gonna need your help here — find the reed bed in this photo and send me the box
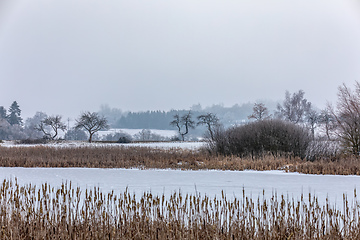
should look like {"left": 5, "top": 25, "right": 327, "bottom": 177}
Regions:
{"left": 1, "top": 145, "right": 360, "bottom": 175}
{"left": 0, "top": 179, "right": 359, "bottom": 239}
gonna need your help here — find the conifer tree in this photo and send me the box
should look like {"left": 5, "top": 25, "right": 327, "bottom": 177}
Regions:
{"left": 0, "top": 106, "right": 6, "bottom": 119}
{"left": 7, "top": 101, "right": 23, "bottom": 125}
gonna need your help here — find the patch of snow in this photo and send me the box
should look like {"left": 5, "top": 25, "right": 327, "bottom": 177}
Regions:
{"left": 123, "top": 141, "right": 206, "bottom": 150}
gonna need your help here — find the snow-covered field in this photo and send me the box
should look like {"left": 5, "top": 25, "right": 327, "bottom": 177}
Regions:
{"left": 0, "top": 140, "right": 206, "bottom": 150}
{"left": 1, "top": 168, "right": 358, "bottom": 208}
{"left": 97, "top": 128, "right": 178, "bottom": 138}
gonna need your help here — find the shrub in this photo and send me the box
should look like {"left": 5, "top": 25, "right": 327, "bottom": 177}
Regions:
{"left": 133, "top": 129, "right": 166, "bottom": 142}
{"left": 16, "top": 138, "right": 48, "bottom": 145}
{"left": 64, "top": 128, "right": 87, "bottom": 141}
{"left": 116, "top": 132, "right": 132, "bottom": 143}
{"left": 213, "top": 119, "right": 312, "bottom": 159}
{"left": 170, "top": 136, "right": 181, "bottom": 141}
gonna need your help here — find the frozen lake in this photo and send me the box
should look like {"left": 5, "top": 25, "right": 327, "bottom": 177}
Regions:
{"left": 1, "top": 167, "right": 359, "bottom": 207}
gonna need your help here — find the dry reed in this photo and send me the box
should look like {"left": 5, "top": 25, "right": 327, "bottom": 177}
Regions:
{"left": 0, "top": 179, "right": 359, "bottom": 239}
{"left": 0, "top": 145, "right": 360, "bottom": 175}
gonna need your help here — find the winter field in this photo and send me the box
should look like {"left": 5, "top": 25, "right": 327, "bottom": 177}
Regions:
{"left": 1, "top": 142, "right": 360, "bottom": 238}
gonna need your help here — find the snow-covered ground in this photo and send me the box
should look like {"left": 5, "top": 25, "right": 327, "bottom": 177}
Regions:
{"left": 0, "top": 140, "right": 206, "bottom": 150}
{"left": 1, "top": 168, "right": 358, "bottom": 208}
{"left": 120, "top": 141, "right": 206, "bottom": 149}
{"left": 97, "top": 128, "right": 178, "bottom": 138}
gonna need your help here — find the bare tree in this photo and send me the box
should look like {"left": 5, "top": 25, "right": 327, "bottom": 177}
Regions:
{"left": 35, "top": 115, "right": 66, "bottom": 140}
{"left": 319, "top": 108, "right": 336, "bottom": 140}
{"left": 306, "top": 109, "right": 320, "bottom": 138}
{"left": 275, "top": 90, "right": 312, "bottom": 124}
{"left": 329, "top": 82, "right": 360, "bottom": 154}
{"left": 0, "top": 117, "right": 26, "bottom": 140}
{"left": 136, "top": 129, "right": 152, "bottom": 141}
{"left": 197, "top": 113, "right": 220, "bottom": 141}
{"left": 65, "top": 128, "right": 88, "bottom": 141}
{"left": 24, "top": 112, "right": 48, "bottom": 139}
{"left": 248, "top": 103, "right": 270, "bottom": 121}
{"left": 75, "top": 112, "right": 109, "bottom": 143}
{"left": 170, "top": 111, "right": 195, "bottom": 141}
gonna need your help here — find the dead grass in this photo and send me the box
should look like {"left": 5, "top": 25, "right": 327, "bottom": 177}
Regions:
{"left": 0, "top": 179, "right": 359, "bottom": 239}
{"left": 1, "top": 145, "right": 360, "bottom": 175}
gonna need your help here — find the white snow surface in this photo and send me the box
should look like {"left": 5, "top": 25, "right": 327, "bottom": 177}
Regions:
{"left": 0, "top": 140, "right": 206, "bottom": 150}
{"left": 1, "top": 168, "right": 359, "bottom": 208}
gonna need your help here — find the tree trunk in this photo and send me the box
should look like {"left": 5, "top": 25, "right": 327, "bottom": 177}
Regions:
{"left": 89, "top": 132, "right": 93, "bottom": 143}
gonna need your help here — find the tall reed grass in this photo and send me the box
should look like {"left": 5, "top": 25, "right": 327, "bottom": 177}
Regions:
{"left": 1, "top": 145, "right": 360, "bottom": 175}
{"left": 0, "top": 179, "right": 359, "bottom": 239}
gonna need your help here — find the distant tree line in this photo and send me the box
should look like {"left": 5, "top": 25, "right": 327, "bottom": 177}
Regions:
{"left": 115, "top": 110, "right": 183, "bottom": 130}
{"left": 0, "top": 103, "right": 108, "bottom": 143}
{"left": 100, "top": 103, "right": 269, "bottom": 131}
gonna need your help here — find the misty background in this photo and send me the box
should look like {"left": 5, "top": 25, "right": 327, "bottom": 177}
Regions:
{"left": 0, "top": 0, "right": 359, "bottom": 120}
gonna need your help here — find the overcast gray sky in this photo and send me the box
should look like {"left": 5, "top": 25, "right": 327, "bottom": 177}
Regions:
{"left": 0, "top": 0, "right": 359, "bottom": 119}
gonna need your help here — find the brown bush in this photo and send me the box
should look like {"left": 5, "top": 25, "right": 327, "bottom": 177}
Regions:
{"left": 213, "top": 119, "right": 312, "bottom": 159}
